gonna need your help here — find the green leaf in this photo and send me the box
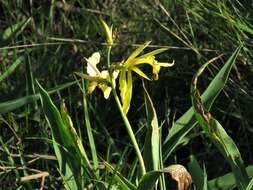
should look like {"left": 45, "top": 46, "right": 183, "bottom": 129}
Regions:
{"left": 0, "top": 55, "right": 25, "bottom": 83}
{"left": 190, "top": 49, "right": 249, "bottom": 189}
{"left": 0, "top": 17, "right": 31, "bottom": 44}
{"left": 104, "top": 161, "right": 137, "bottom": 190}
{"left": 246, "top": 178, "right": 253, "bottom": 190}
{"left": 80, "top": 79, "right": 99, "bottom": 178}
{"left": 139, "top": 48, "right": 168, "bottom": 59}
{"left": 0, "top": 80, "right": 78, "bottom": 114}
{"left": 163, "top": 46, "right": 242, "bottom": 160}
{"left": 36, "top": 80, "right": 93, "bottom": 190}
{"left": 209, "top": 165, "right": 253, "bottom": 190}
{"left": 143, "top": 83, "right": 160, "bottom": 172}
{"left": 188, "top": 155, "right": 210, "bottom": 190}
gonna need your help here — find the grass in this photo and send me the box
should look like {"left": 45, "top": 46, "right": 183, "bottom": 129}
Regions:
{"left": 1, "top": 0, "right": 253, "bottom": 189}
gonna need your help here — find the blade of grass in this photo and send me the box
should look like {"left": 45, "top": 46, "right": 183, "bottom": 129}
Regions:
{"left": 78, "top": 77, "right": 99, "bottom": 178}
{"left": 0, "top": 17, "right": 31, "bottom": 44}
{"left": 104, "top": 161, "right": 137, "bottom": 190}
{"left": 0, "top": 80, "right": 78, "bottom": 114}
{"left": 0, "top": 55, "right": 25, "bottom": 83}
{"left": 143, "top": 82, "right": 160, "bottom": 172}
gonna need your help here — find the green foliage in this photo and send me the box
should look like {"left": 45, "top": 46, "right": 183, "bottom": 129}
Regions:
{"left": 190, "top": 47, "right": 249, "bottom": 189}
{"left": 36, "top": 81, "right": 93, "bottom": 190}
{"left": 1, "top": 1, "right": 253, "bottom": 189}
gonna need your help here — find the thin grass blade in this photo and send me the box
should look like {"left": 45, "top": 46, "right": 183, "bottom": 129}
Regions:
{"left": 0, "top": 80, "right": 78, "bottom": 114}
{"left": 0, "top": 55, "right": 25, "bottom": 83}
{"left": 143, "top": 82, "right": 160, "bottom": 172}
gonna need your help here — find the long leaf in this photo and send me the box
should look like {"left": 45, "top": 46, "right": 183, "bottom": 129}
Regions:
{"left": 0, "top": 17, "right": 31, "bottom": 44}
{"left": 143, "top": 83, "right": 160, "bottom": 172}
{"left": 36, "top": 80, "right": 93, "bottom": 190}
{"left": 0, "top": 55, "right": 25, "bottom": 82}
{"left": 163, "top": 46, "right": 242, "bottom": 160}
{"left": 188, "top": 155, "right": 210, "bottom": 190}
{"left": 209, "top": 165, "right": 253, "bottom": 190}
{"left": 190, "top": 51, "right": 249, "bottom": 189}
{"left": 0, "top": 80, "right": 78, "bottom": 114}
{"left": 104, "top": 161, "right": 137, "bottom": 190}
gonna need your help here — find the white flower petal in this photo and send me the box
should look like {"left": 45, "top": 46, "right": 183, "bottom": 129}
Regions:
{"left": 86, "top": 52, "right": 101, "bottom": 76}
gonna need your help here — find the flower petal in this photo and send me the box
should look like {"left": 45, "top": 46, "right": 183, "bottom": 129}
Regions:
{"left": 119, "top": 69, "right": 127, "bottom": 106}
{"left": 158, "top": 61, "right": 175, "bottom": 67}
{"left": 124, "top": 41, "right": 151, "bottom": 67}
{"left": 86, "top": 52, "right": 101, "bottom": 76}
{"left": 122, "top": 70, "right": 133, "bottom": 114}
{"left": 88, "top": 81, "right": 98, "bottom": 94}
{"left": 112, "top": 70, "right": 120, "bottom": 80}
{"left": 130, "top": 56, "right": 155, "bottom": 67}
{"left": 131, "top": 66, "right": 151, "bottom": 80}
{"left": 100, "top": 70, "right": 110, "bottom": 79}
{"left": 98, "top": 84, "right": 112, "bottom": 99}
{"left": 139, "top": 48, "right": 168, "bottom": 59}
{"left": 152, "top": 63, "right": 161, "bottom": 80}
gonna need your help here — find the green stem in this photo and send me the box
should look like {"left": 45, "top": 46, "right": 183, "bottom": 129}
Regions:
{"left": 106, "top": 47, "right": 146, "bottom": 176}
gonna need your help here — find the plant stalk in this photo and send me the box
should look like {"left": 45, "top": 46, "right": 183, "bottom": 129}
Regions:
{"left": 107, "top": 46, "right": 146, "bottom": 176}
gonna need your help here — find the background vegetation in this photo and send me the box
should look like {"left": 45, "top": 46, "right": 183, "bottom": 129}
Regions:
{"left": 1, "top": 0, "right": 253, "bottom": 189}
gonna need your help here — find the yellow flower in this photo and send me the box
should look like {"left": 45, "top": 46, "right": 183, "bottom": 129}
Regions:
{"left": 75, "top": 52, "right": 118, "bottom": 99}
{"left": 119, "top": 41, "right": 174, "bottom": 114}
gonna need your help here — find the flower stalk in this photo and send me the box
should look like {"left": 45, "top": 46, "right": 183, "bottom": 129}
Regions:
{"left": 107, "top": 45, "right": 147, "bottom": 176}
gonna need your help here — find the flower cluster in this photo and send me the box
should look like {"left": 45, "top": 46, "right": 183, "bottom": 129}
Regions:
{"left": 76, "top": 20, "right": 174, "bottom": 114}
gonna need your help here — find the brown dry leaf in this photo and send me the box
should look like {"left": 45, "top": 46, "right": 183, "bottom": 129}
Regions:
{"left": 165, "top": 164, "right": 192, "bottom": 190}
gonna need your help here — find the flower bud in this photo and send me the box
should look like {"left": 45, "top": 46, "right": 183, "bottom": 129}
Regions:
{"left": 100, "top": 19, "right": 113, "bottom": 46}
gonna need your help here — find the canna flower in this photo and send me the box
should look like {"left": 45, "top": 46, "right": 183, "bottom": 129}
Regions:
{"left": 75, "top": 52, "right": 118, "bottom": 99}
{"left": 119, "top": 41, "right": 174, "bottom": 114}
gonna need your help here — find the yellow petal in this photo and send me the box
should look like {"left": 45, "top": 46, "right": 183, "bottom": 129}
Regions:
{"left": 112, "top": 70, "right": 120, "bottom": 80}
{"left": 88, "top": 82, "right": 98, "bottom": 94}
{"left": 98, "top": 84, "right": 112, "bottom": 99}
{"left": 119, "top": 69, "right": 127, "bottom": 108}
{"left": 124, "top": 41, "right": 151, "bottom": 67}
{"left": 139, "top": 48, "right": 168, "bottom": 59}
{"left": 131, "top": 66, "right": 151, "bottom": 80}
{"left": 100, "top": 70, "right": 110, "bottom": 79}
{"left": 158, "top": 60, "right": 175, "bottom": 67}
{"left": 130, "top": 56, "right": 155, "bottom": 67}
{"left": 152, "top": 64, "right": 161, "bottom": 80}
{"left": 86, "top": 52, "right": 101, "bottom": 76}
{"left": 122, "top": 70, "right": 133, "bottom": 114}
{"left": 152, "top": 61, "right": 174, "bottom": 80}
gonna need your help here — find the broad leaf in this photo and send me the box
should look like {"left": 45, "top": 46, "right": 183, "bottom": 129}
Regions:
{"left": 190, "top": 52, "right": 249, "bottom": 189}
{"left": 163, "top": 46, "right": 242, "bottom": 160}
